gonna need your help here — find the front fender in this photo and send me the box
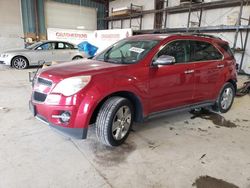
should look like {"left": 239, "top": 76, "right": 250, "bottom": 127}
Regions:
{"left": 76, "top": 75, "right": 148, "bottom": 128}
{"left": 10, "top": 53, "right": 31, "bottom": 65}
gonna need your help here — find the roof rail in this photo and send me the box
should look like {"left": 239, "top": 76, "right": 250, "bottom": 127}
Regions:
{"left": 189, "top": 33, "right": 222, "bottom": 40}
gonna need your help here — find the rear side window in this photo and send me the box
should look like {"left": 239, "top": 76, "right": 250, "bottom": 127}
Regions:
{"left": 190, "top": 41, "right": 223, "bottom": 62}
{"left": 57, "top": 42, "right": 65, "bottom": 49}
{"left": 219, "top": 43, "right": 234, "bottom": 58}
{"left": 65, "top": 43, "right": 75, "bottom": 49}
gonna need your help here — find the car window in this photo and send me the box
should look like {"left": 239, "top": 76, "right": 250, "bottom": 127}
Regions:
{"left": 38, "top": 42, "right": 56, "bottom": 50}
{"left": 219, "top": 43, "right": 234, "bottom": 58}
{"left": 108, "top": 43, "right": 132, "bottom": 59}
{"left": 190, "top": 41, "right": 223, "bottom": 62}
{"left": 64, "top": 43, "right": 74, "bottom": 49}
{"left": 26, "top": 42, "right": 43, "bottom": 49}
{"left": 57, "top": 42, "right": 65, "bottom": 50}
{"left": 95, "top": 40, "right": 159, "bottom": 64}
{"left": 155, "top": 40, "right": 190, "bottom": 63}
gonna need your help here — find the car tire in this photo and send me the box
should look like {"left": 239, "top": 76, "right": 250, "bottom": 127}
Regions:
{"left": 72, "top": 56, "right": 83, "bottom": 60}
{"left": 96, "top": 97, "right": 134, "bottom": 146}
{"left": 213, "top": 82, "right": 235, "bottom": 113}
{"left": 12, "top": 56, "right": 29, "bottom": 69}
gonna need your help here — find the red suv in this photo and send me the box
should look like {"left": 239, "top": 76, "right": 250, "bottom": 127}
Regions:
{"left": 30, "top": 34, "right": 237, "bottom": 146}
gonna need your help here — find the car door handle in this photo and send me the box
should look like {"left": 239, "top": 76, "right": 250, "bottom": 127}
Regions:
{"left": 217, "top": 64, "right": 224, "bottom": 68}
{"left": 184, "top": 70, "right": 194, "bottom": 74}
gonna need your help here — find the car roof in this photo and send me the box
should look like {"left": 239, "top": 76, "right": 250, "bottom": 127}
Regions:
{"left": 128, "top": 34, "right": 170, "bottom": 41}
{"left": 40, "top": 40, "right": 75, "bottom": 45}
{"left": 127, "top": 33, "right": 227, "bottom": 44}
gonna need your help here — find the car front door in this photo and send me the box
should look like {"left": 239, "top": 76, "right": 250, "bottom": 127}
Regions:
{"left": 189, "top": 40, "right": 224, "bottom": 102}
{"left": 149, "top": 40, "right": 195, "bottom": 112}
{"left": 31, "top": 42, "right": 56, "bottom": 64}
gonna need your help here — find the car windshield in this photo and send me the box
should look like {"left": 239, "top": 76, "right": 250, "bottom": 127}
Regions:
{"left": 95, "top": 39, "right": 159, "bottom": 64}
{"left": 26, "top": 42, "right": 43, "bottom": 49}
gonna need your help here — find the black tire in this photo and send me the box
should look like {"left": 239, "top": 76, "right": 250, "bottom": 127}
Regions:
{"left": 12, "top": 56, "right": 29, "bottom": 69}
{"left": 72, "top": 56, "right": 83, "bottom": 60}
{"left": 213, "top": 82, "right": 235, "bottom": 113}
{"left": 96, "top": 97, "right": 134, "bottom": 146}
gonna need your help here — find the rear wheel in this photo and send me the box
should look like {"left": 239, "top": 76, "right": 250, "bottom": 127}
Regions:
{"left": 72, "top": 56, "right": 83, "bottom": 60}
{"left": 213, "top": 82, "right": 235, "bottom": 113}
{"left": 96, "top": 97, "right": 134, "bottom": 146}
{"left": 12, "top": 56, "right": 28, "bottom": 69}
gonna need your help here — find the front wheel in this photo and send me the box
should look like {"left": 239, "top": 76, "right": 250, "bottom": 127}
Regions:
{"left": 12, "top": 56, "right": 28, "bottom": 69}
{"left": 213, "top": 82, "right": 235, "bottom": 113}
{"left": 96, "top": 97, "right": 134, "bottom": 146}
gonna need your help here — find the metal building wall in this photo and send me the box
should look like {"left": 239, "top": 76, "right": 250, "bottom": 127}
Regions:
{"left": 108, "top": 0, "right": 250, "bottom": 74}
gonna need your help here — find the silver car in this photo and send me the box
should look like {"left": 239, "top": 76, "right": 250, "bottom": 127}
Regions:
{"left": 0, "top": 41, "right": 85, "bottom": 69}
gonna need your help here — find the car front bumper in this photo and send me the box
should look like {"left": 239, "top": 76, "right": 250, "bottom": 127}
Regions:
{"left": 29, "top": 100, "right": 89, "bottom": 139}
{"left": 0, "top": 56, "right": 12, "bottom": 66}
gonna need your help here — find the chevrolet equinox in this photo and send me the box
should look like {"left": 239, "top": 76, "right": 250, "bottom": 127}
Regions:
{"left": 30, "top": 34, "right": 237, "bottom": 146}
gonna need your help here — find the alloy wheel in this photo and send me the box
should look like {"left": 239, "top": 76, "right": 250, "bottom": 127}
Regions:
{"left": 112, "top": 105, "right": 132, "bottom": 141}
{"left": 221, "top": 87, "right": 233, "bottom": 110}
{"left": 13, "top": 57, "right": 27, "bottom": 69}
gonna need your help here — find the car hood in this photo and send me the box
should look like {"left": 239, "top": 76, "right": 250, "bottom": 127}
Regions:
{"left": 3, "top": 49, "right": 30, "bottom": 54}
{"left": 39, "top": 59, "right": 128, "bottom": 81}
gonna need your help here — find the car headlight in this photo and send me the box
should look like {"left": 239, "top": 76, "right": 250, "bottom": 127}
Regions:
{"left": 52, "top": 76, "right": 91, "bottom": 96}
{"left": 2, "top": 54, "right": 9, "bottom": 58}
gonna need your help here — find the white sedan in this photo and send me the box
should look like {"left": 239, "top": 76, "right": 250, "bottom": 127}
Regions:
{"left": 0, "top": 41, "right": 85, "bottom": 69}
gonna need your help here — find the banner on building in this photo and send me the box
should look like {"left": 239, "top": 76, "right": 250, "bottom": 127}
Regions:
{"left": 47, "top": 28, "right": 94, "bottom": 45}
{"left": 47, "top": 28, "right": 133, "bottom": 54}
{"left": 90, "top": 29, "right": 132, "bottom": 53}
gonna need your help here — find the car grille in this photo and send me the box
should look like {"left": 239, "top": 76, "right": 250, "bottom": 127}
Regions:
{"left": 33, "top": 77, "right": 53, "bottom": 103}
{"left": 37, "top": 77, "right": 52, "bottom": 86}
{"left": 33, "top": 91, "right": 47, "bottom": 102}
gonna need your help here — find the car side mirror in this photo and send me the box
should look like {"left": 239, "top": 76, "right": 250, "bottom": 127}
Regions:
{"left": 153, "top": 55, "right": 176, "bottom": 66}
{"left": 36, "top": 47, "right": 42, "bottom": 50}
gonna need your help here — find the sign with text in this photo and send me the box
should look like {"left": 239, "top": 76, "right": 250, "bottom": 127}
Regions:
{"left": 47, "top": 28, "right": 94, "bottom": 45}
{"left": 90, "top": 29, "right": 133, "bottom": 53}
{"left": 47, "top": 28, "right": 133, "bottom": 54}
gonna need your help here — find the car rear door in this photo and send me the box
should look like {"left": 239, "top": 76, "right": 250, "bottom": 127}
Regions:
{"left": 190, "top": 40, "right": 224, "bottom": 102}
{"left": 52, "top": 42, "right": 73, "bottom": 62}
{"left": 149, "top": 40, "right": 195, "bottom": 112}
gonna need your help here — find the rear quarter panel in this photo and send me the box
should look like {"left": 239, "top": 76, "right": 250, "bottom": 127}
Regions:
{"left": 211, "top": 42, "right": 237, "bottom": 99}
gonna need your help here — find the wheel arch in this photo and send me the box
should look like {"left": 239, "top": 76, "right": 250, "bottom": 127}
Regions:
{"left": 89, "top": 91, "right": 144, "bottom": 125}
{"left": 72, "top": 55, "right": 83, "bottom": 60}
{"left": 11, "top": 55, "right": 29, "bottom": 67}
{"left": 227, "top": 79, "right": 237, "bottom": 92}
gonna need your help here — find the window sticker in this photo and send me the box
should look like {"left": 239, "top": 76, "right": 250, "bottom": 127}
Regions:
{"left": 129, "top": 47, "right": 145, "bottom": 53}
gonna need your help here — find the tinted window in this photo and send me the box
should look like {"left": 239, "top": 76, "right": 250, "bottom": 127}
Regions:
{"left": 156, "top": 40, "right": 190, "bottom": 63}
{"left": 220, "top": 43, "right": 234, "bottom": 57}
{"left": 190, "top": 41, "right": 222, "bottom": 61}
